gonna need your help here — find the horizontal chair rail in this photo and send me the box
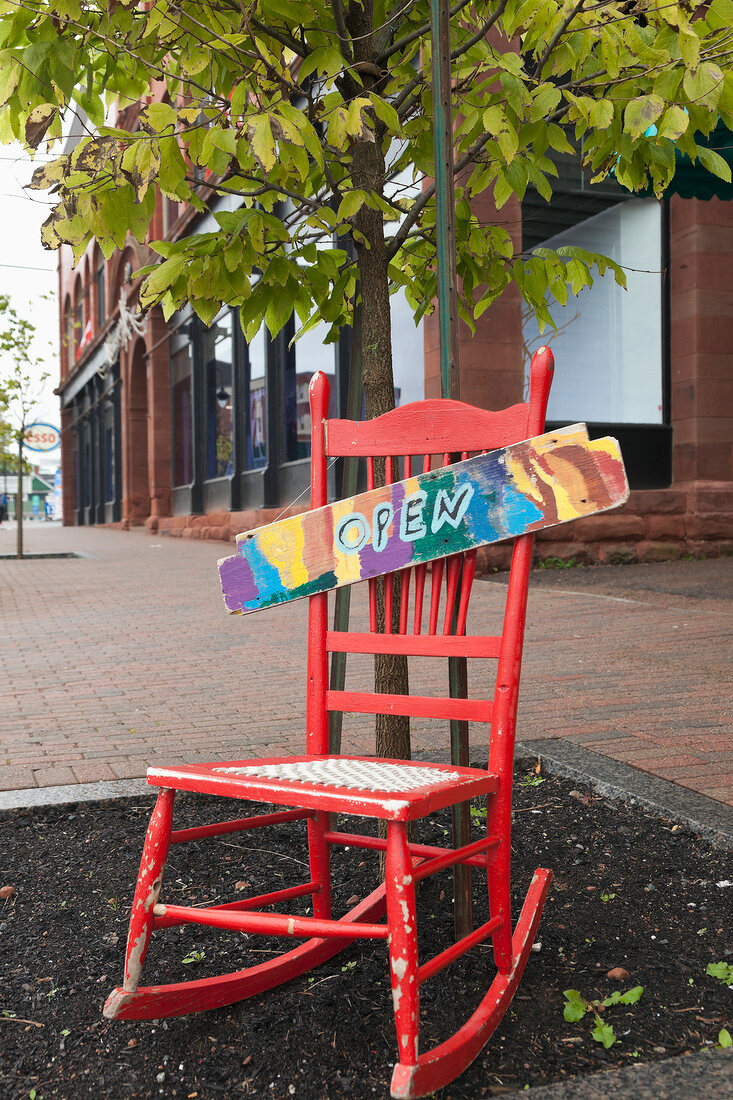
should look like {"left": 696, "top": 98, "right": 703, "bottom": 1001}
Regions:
{"left": 326, "top": 690, "right": 493, "bottom": 723}
{"left": 412, "top": 836, "right": 499, "bottom": 884}
{"left": 153, "top": 881, "right": 319, "bottom": 930}
{"left": 418, "top": 914, "right": 503, "bottom": 985}
{"left": 169, "top": 808, "right": 314, "bottom": 845}
{"left": 152, "top": 903, "right": 390, "bottom": 941}
{"left": 324, "top": 831, "right": 497, "bottom": 872}
{"left": 326, "top": 632, "right": 501, "bottom": 659}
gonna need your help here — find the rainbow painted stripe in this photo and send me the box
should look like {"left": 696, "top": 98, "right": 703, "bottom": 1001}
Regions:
{"left": 218, "top": 424, "right": 628, "bottom": 614}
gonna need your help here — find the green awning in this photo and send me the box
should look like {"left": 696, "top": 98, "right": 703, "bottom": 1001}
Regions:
{"left": 652, "top": 120, "right": 733, "bottom": 201}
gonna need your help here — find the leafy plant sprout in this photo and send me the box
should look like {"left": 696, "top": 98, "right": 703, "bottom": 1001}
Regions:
{"left": 563, "top": 986, "right": 644, "bottom": 1049}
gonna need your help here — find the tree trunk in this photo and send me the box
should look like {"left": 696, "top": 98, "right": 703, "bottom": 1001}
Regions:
{"left": 348, "top": 0, "right": 411, "bottom": 764}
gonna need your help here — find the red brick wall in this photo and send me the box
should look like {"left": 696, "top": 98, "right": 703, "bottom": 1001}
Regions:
{"left": 670, "top": 195, "right": 733, "bottom": 484}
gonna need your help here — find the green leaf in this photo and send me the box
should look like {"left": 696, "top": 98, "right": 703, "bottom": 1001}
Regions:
{"left": 247, "top": 115, "right": 276, "bottom": 172}
{"left": 718, "top": 1028, "right": 732, "bottom": 1048}
{"left": 696, "top": 146, "right": 732, "bottom": 183}
{"left": 707, "top": 961, "right": 733, "bottom": 983}
{"left": 683, "top": 63, "right": 724, "bottom": 112}
{"left": 657, "top": 106, "right": 689, "bottom": 142}
{"left": 589, "top": 100, "right": 614, "bottom": 130}
{"left": 705, "top": 0, "right": 733, "bottom": 32}
{"left": 337, "top": 190, "right": 367, "bottom": 221}
{"left": 141, "top": 101, "right": 177, "bottom": 133}
{"left": 679, "top": 26, "right": 700, "bottom": 71}
{"left": 624, "top": 95, "right": 665, "bottom": 140}
{"left": 563, "top": 990, "right": 588, "bottom": 1023}
{"left": 591, "top": 1015, "right": 617, "bottom": 1049}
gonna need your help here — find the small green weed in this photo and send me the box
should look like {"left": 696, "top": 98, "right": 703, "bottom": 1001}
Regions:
{"left": 600, "top": 892, "right": 616, "bottom": 903}
{"left": 470, "top": 805, "right": 487, "bottom": 823}
{"left": 341, "top": 960, "right": 357, "bottom": 973}
{"left": 519, "top": 774, "right": 545, "bottom": 788}
{"left": 538, "top": 556, "right": 579, "bottom": 570}
{"left": 182, "top": 949, "right": 206, "bottom": 965}
{"left": 707, "top": 961, "right": 733, "bottom": 984}
{"left": 718, "top": 1029, "right": 732, "bottom": 1049}
{"left": 563, "top": 986, "right": 643, "bottom": 1049}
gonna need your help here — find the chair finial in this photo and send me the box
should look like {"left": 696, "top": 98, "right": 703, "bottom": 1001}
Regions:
{"left": 527, "top": 346, "right": 554, "bottom": 437}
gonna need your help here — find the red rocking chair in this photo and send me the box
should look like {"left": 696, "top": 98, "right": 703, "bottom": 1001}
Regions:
{"left": 105, "top": 347, "right": 557, "bottom": 1098}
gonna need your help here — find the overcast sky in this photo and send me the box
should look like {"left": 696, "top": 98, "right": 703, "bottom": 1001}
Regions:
{"left": 0, "top": 142, "right": 62, "bottom": 468}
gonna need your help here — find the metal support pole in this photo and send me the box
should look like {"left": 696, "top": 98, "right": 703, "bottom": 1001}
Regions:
{"left": 431, "top": 0, "right": 472, "bottom": 940}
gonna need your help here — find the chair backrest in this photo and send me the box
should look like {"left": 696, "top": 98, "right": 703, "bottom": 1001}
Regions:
{"left": 305, "top": 346, "right": 555, "bottom": 781}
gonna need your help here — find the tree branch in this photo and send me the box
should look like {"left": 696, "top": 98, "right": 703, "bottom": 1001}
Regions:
{"left": 535, "top": 0, "right": 586, "bottom": 78}
{"left": 330, "top": 0, "right": 353, "bottom": 62}
{"left": 376, "top": 0, "right": 474, "bottom": 65}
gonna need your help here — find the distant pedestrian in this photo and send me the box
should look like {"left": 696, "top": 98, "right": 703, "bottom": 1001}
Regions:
{"left": 0, "top": 493, "right": 6, "bottom": 524}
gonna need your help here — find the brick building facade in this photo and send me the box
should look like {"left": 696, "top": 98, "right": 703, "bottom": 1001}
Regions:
{"left": 57, "top": 160, "right": 733, "bottom": 565}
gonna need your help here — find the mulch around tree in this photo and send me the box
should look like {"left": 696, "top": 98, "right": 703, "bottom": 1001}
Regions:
{"left": 1, "top": 759, "right": 731, "bottom": 1100}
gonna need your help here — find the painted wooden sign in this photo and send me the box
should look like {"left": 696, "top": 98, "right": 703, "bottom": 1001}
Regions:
{"left": 218, "top": 424, "right": 629, "bottom": 615}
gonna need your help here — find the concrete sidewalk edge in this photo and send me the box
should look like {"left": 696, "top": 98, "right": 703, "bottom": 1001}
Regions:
{"left": 523, "top": 1047, "right": 732, "bottom": 1098}
{"left": 520, "top": 739, "right": 733, "bottom": 851}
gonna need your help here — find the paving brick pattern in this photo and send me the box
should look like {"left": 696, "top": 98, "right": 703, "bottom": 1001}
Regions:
{"left": 1, "top": 523, "right": 731, "bottom": 806}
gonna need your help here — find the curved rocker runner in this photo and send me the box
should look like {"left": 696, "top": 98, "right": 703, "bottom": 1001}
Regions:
{"left": 104, "top": 347, "right": 628, "bottom": 1098}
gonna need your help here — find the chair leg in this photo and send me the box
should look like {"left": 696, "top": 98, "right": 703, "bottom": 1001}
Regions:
{"left": 122, "top": 787, "right": 175, "bottom": 993}
{"left": 308, "top": 810, "right": 332, "bottom": 919}
{"left": 486, "top": 798, "right": 513, "bottom": 973}
{"left": 385, "top": 821, "right": 420, "bottom": 1071}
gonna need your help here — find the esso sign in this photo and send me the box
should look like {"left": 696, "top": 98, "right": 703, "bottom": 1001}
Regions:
{"left": 24, "top": 423, "right": 61, "bottom": 453}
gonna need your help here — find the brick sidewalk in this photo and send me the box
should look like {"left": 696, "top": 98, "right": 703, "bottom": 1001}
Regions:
{"left": 1, "top": 522, "right": 731, "bottom": 805}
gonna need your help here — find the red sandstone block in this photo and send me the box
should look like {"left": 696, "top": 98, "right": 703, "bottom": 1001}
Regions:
{"left": 687, "top": 514, "right": 733, "bottom": 539}
{"left": 673, "top": 444, "right": 697, "bottom": 483}
{"left": 190, "top": 515, "right": 207, "bottom": 528}
{"left": 596, "top": 544, "right": 638, "bottom": 565}
{"left": 645, "top": 514, "right": 686, "bottom": 540}
{"left": 475, "top": 544, "right": 513, "bottom": 574}
{"left": 627, "top": 489, "right": 687, "bottom": 515}
{"left": 145, "top": 516, "right": 159, "bottom": 533}
{"left": 691, "top": 485, "right": 733, "bottom": 512}
{"left": 181, "top": 528, "right": 195, "bottom": 538}
{"left": 228, "top": 510, "right": 258, "bottom": 530}
{"left": 206, "top": 526, "right": 228, "bottom": 542}
{"left": 570, "top": 514, "right": 645, "bottom": 541}
{"left": 696, "top": 443, "right": 733, "bottom": 482}
{"left": 205, "top": 510, "right": 228, "bottom": 526}
{"left": 534, "top": 542, "right": 590, "bottom": 564}
{"left": 635, "top": 541, "right": 685, "bottom": 563}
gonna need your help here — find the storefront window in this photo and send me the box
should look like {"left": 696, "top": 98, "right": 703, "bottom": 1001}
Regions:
{"left": 245, "top": 326, "right": 267, "bottom": 470}
{"left": 171, "top": 344, "right": 193, "bottom": 485}
{"left": 204, "top": 310, "right": 234, "bottom": 479}
{"left": 390, "top": 288, "right": 424, "bottom": 406}
{"left": 103, "top": 400, "right": 115, "bottom": 501}
{"left": 523, "top": 199, "right": 663, "bottom": 424}
{"left": 286, "top": 319, "right": 336, "bottom": 462}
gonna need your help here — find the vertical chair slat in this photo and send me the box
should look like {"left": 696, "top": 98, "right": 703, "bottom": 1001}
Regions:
{"left": 456, "top": 550, "right": 477, "bottom": 635}
{"left": 413, "top": 564, "right": 426, "bottom": 635}
{"left": 428, "top": 559, "right": 444, "bottom": 636}
{"left": 443, "top": 555, "right": 462, "bottom": 635}
{"left": 399, "top": 568, "right": 411, "bottom": 634}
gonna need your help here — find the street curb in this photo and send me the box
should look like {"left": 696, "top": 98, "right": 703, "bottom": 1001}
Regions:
{"left": 518, "top": 739, "right": 733, "bottom": 851}
{"left": 0, "top": 777, "right": 150, "bottom": 813}
{"left": 524, "top": 1047, "right": 733, "bottom": 1098}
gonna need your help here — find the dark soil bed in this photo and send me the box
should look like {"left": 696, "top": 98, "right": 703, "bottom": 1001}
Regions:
{"left": 1, "top": 759, "right": 731, "bottom": 1100}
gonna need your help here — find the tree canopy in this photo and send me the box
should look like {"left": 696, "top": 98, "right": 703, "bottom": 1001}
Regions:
{"left": 1, "top": 0, "right": 732, "bottom": 370}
